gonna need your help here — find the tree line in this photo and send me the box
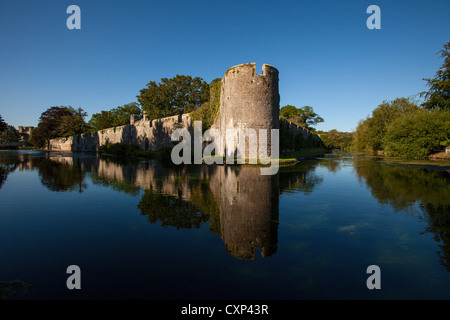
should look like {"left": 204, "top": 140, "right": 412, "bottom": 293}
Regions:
{"left": 4, "top": 40, "right": 448, "bottom": 157}
{"left": 14, "top": 71, "right": 325, "bottom": 149}
{"left": 318, "top": 41, "right": 450, "bottom": 158}
{"left": 0, "top": 115, "right": 21, "bottom": 144}
{"left": 353, "top": 41, "right": 450, "bottom": 159}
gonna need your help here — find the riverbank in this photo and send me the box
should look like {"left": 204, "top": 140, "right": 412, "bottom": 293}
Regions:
{"left": 98, "top": 143, "right": 328, "bottom": 166}
{"left": 281, "top": 148, "right": 328, "bottom": 160}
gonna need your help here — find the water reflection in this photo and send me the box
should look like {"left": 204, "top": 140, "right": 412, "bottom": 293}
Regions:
{"left": 353, "top": 159, "right": 450, "bottom": 271}
{"left": 1, "top": 151, "right": 449, "bottom": 268}
{"left": 0, "top": 152, "right": 22, "bottom": 189}
{"left": 0, "top": 151, "right": 323, "bottom": 260}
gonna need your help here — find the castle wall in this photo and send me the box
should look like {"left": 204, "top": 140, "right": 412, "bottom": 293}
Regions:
{"left": 49, "top": 114, "right": 193, "bottom": 152}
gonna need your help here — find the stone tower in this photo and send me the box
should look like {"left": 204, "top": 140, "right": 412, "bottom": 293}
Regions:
{"left": 217, "top": 63, "right": 280, "bottom": 159}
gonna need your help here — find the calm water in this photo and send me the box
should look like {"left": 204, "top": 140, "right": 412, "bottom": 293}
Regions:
{"left": 0, "top": 150, "right": 449, "bottom": 300}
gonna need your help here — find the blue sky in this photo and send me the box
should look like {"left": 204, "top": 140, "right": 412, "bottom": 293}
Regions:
{"left": 0, "top": 0, "right": 449, "bottom": 132}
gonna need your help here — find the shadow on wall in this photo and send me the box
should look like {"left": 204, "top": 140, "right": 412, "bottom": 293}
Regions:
{"left": 49, "top": 114, "right": 194, "bottom": 152}
{"left": 280, "top": 119, "right": 325, "bottom": 152}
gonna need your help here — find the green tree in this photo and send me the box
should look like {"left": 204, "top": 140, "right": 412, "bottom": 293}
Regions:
{"left": 87, "top": 111, "right": 115, "bottom": 132}
{"left": 319, "top": 129, "right": 353, "bottom": 150}
{"left": 57, "top": 107, "right": 88, "bottom": 137}
{"left": 0, "top": 115, "right": 7, "bottom": 132}
{"left": 0, "top": 125, "right": 21, "bottom": 143}
{"left": 420, "top": 41, "right": 450, "bottom": 110}
{"left": 353, "top": 119, "right": 371, "bottom": 152}
{"left": 88, "top": 102, "right": 142, "bottom": 132}
{"left": 137, "top": 75, "right": 209, "bottom": 121}
{"left": 30, "top": 106, "right": 87, "bottom": 148}
{"left": 365, "top": 97, "right": 419, "bottom": 151}
{"left": 383, "top": 109, "right": 450, "bottom": 159}
{"left": 111, "top": 102, "right": 142, "bottom": 126}
{"left": 280, "top": 105, "right": 324, "bottom": 130}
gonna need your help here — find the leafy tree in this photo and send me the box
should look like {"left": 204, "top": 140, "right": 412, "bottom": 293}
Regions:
{"left": 319, "top": 129, "right": 353, "bottom": 150}
{"left": 364, "top": 97, "right": 419, "bottom": 151}
{"left": 420, "top": 41, "right": 450, "bottom": 110}
{"left": 280, "top": 105, "right": 324, "bottom": 130}
{"left": 112, "top": 102, "right": 142, "bottom": 126}
{"left": 137, "top": 75, "right": 209, "bottom": 121}
{"left": 87, "top": 111, "right": 115, "bottom": 132}
{"left": 57, "top": 107, "right": 88, "bottom": 137}
{"left": 353, "top": 119, "right": 371, "bottom": 152}
{"left": 88, "top": 102, "right": 142, "bottom": 132}
{"left": 30, "top": 106, "right": 87, "bottom": 148}
{"left": 0, "top": 125, "right": 21, "bottom": 143}
{"left": 0, "top": 115, "right": 7, "bottom": 132}
{"left": 383, "top": 109, "right": 450, "bottom": 159}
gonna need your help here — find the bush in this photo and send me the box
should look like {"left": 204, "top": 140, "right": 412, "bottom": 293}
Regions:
{"left": 383, "top": 109, "right": 450, "bottom": 159}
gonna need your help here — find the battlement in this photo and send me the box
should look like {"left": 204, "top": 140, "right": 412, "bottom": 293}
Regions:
{"left": 224, "top": 63, "right": 278, "bottom": 79}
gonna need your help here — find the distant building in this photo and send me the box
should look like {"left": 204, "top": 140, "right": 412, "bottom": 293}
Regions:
{"left": 17, "top": 126, "right": 34, "bottom": 143}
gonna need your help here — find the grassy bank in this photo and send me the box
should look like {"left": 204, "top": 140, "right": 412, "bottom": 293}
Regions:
{"left": 98, "top": 143, "right": 172, "bottom": 161}
{"left": 281, "top": 147, "right": 328, "bottom": 159}
{"left": 98, "top": 143, "right": 328, "bottom": 165}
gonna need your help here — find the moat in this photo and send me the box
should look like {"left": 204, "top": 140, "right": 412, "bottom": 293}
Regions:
{"left": 1, "top": 150, "right": 449, "bottom": 299}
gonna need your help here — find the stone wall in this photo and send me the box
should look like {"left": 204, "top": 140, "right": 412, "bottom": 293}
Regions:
{"left": 49, "top": 114, "right": 193, "bottom": 152}
{"left": 279, "top": 118, "right": 325, "bottom": 152}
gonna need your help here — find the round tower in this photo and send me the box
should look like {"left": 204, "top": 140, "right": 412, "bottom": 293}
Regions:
{"left": 218, "top": 63, "right": 280, "bottom": 159}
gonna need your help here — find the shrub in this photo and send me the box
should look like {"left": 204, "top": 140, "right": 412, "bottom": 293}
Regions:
{"left": 383, "top": 109, "right": 450, "bottom": 159}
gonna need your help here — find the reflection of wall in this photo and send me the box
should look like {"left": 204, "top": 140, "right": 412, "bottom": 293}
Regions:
{"left": 44, "top": 155, "right": 280, "bottom": 260}
{"left": 91, "top": 159, "right": 280, "bottom": 259}
{"left": 209, "top": 166, "right": 279, "bottom": 259}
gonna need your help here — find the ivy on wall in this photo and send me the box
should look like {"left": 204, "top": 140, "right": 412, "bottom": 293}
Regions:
{"left": 190, "top": 78, "right": 221, "bottom": 132}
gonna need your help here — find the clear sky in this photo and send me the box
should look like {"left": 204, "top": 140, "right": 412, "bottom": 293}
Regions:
{"left": 0, "top": 0, "right": 449, "bottom": 132}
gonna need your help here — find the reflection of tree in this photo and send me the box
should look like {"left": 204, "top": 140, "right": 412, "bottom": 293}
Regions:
{"left": 90, "top": 170, "right": 140, "bottom": 196}
{"left": 278, "top": 160, "right": 323, "bottom": 194}
{"left": 354, "top": 161, "right": 450, "bottom": 212}
{"left": 34, "top": 159, "right": 87, "bottom": 193}
{"left": 319, "top": 158, "right": 341, "bottom": 173}
{"left": 0, "top": 152, "right": 22, "bottom": 189}
{"left": 354, "top": 161, "right": 450, "bottom": 270}
{"left": 138, "top": 186, "right": 210, "bottom": 229}
{"left": 422, "top": 203, "right": 450, "bottom": 272}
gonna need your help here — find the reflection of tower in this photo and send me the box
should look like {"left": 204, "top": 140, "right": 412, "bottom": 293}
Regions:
{"left": 217, "top": 63, "right": 280, "bottom": 158}
{"left": 209, "top": 166, "right": 279, "bottom": 259}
